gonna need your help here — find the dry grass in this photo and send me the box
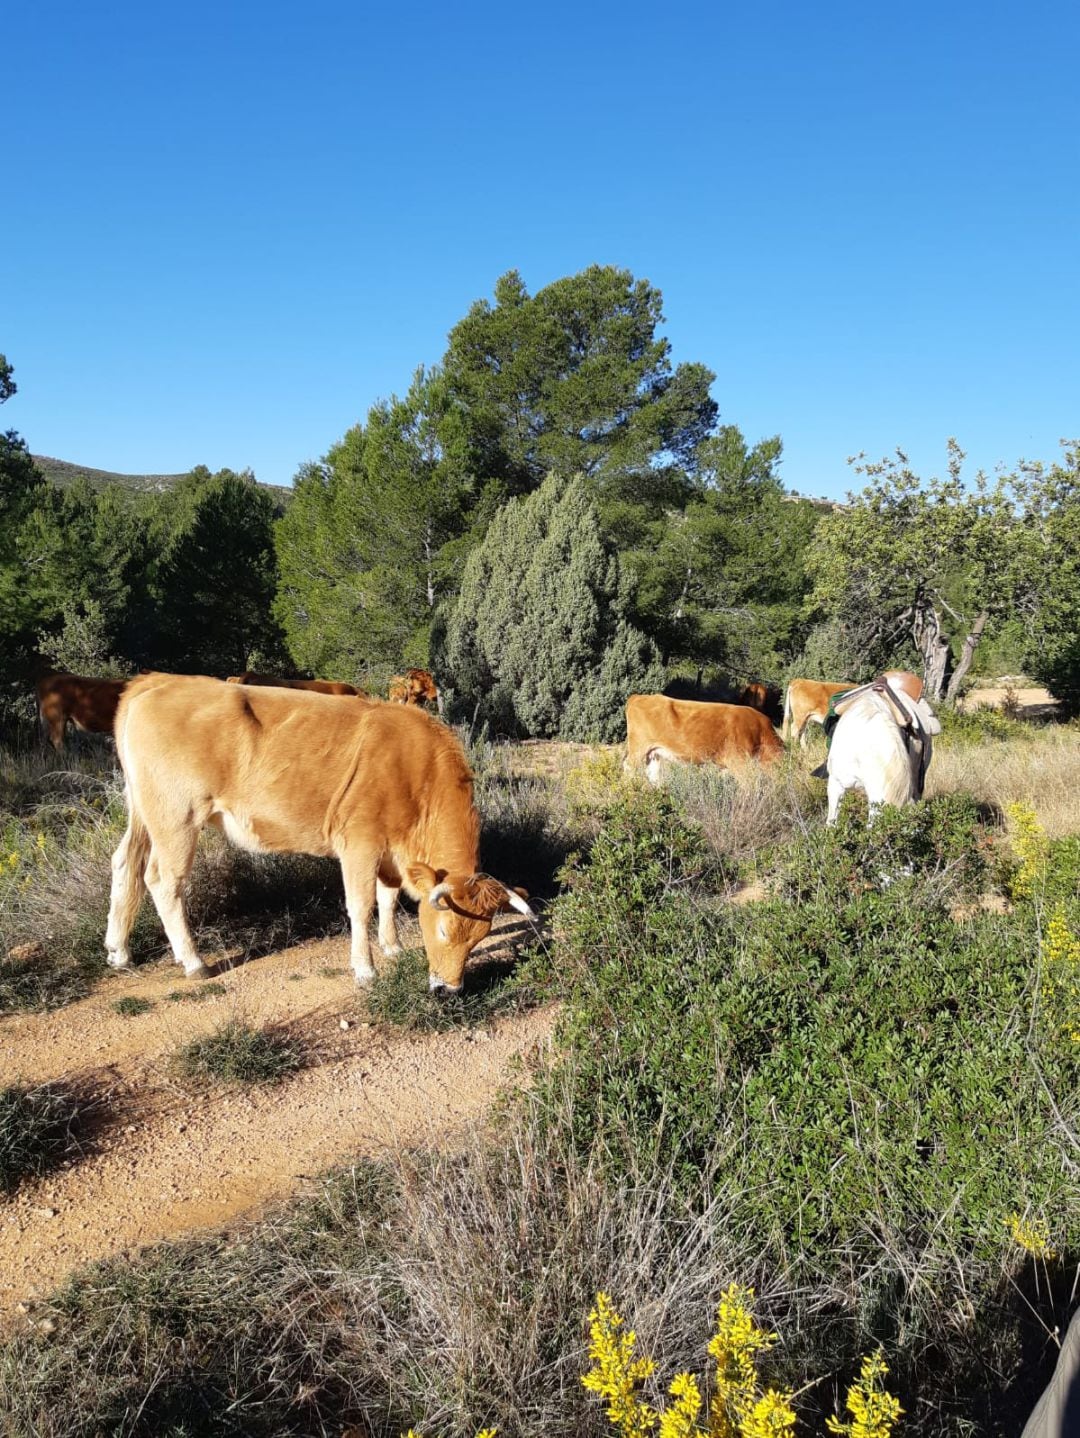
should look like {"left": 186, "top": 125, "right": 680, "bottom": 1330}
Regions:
{"left": 928, "top": 725, "right": 1080, "bottom": 836}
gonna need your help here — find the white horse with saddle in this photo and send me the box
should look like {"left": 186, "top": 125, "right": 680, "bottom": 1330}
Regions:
{"left": 821, "top": 670, "right": 942, "bottom": 824}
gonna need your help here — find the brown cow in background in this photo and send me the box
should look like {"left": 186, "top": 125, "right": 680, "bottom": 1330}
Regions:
{"left": 36, "top": 671, "right": 129, "bottom": 750}
{"left": 739, "top": 681, "right": 784, "bottom": 727}
{"left": 388, "top": 668, "right": 439, "bottom": 706}
{"left": 626, "top": 694, "right": 783, "bottom": 783}
{"left": 226, "top": 672, "right": 362, "bottom": 697}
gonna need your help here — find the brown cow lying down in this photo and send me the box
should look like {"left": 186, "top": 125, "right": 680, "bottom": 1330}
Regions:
{"left": 388, "top": 668, "right": 439, "bottom": 705}
{"left": 226, "top": 671, "right": 362, "bottom": 697}
{"left": 36, "top": 670, "right": 129, "bottom": 750}
{"left": 625, "top": 693, "right": 783, "bottom": 782}
{"left": 105, "top": 674, "right": 534, "bottom": 993}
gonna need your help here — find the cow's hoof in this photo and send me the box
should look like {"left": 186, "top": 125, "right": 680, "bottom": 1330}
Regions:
{"left": 182, "top": 960, "right": 208, "bottom": 979}
{"left": 106, "top": 948, "right": 131, "bottom": 969}
{"left": 352, "top": 965, "right": 377, "bottom": 985}
{"left": 380, "top": 943, "right": 402, "bottom": 958}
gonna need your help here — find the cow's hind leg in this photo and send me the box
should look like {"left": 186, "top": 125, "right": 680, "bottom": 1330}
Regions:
{"left": 339, "top": 848, "right": 380, "bottom": 983}
{"left": 105, "top": 804, "right": 151, "bottom": 968}
{"left": 144, "top": 824, "right": 206, "bottom": 978}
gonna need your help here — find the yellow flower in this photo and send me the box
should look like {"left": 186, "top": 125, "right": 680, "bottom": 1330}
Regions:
{"left": 1041, "top": 907, "right": 1080, "bottom": 1044}
{"left": 1006, "top": 801, "right": 1048, "bottom": 899}
{"left": 827, "top": 1350, "right": 903, "bottom": 1438}
{"left": 1007, "top": 1211, "right": 1058, "bottom": 1260}
{"left": 658, "top": 1373, "right": 704, "bottom": 1438}
{"left": 708, "top": 1285, "right": 778, "bottom": 1438}
{"left": 740, "top": 1390, "right": 797, "bottom": 1438}
{"left": 581, "top": 1292, "right": 658, "bottom": 1437}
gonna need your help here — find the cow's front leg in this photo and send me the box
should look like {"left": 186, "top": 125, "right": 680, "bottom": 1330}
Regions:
{"left": 340, "top": 851, "right": 378, "bottom": 983}
{"left": 376, "top": 876, "right": 402, "bottom": 956}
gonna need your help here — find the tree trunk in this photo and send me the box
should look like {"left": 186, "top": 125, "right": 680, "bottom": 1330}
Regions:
{"left": 945, "top": 610, "right": 989, "bottom": 702}
{"left": 912, "top": 600, "right": 952, "bottom": 701}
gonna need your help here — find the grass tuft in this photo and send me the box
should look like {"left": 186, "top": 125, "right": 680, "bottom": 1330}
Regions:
{"left": 172, "top": 1020, "right": 302, "bottom": 1086}
{"left": 110, "top": 994, "right": 154, "bottom": 1017}
{"left": 0, "top": 1083, "right": 81, "bottom": 1193}
{"left": 366, "top": 948, "right": 535, "bottom": 1032}
{"left": 165, "top": 981, "right": 227, "bottom": 1004}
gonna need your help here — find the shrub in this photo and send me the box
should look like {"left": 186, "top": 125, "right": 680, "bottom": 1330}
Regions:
{"left": 537, "top": 789, "right": 1080, "bottom": 1423}
{"left": 437, "top": 474, "right": 664, "bottom": 740}
{"left": 937, "top": 704, "right": 1029, "bottom": 746}
{"left": 173, "top": 1021, "right": 301, "bottom": 1086}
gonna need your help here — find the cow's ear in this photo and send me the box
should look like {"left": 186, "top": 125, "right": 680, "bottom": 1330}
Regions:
{"left": 405, "top": 862, "right": 443, "bottom": 898}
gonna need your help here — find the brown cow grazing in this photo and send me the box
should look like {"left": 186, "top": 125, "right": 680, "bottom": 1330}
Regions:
{"left": 625, "top": 694, "right": 783, "bottom": 783}
{"left": 388, "top": 668, "right": 439, "bottom": 706}
{"left": 105, "top": 674, "right": 534, "bottom": 993}
{"left": 36, "top": 671, "right": 128, "bottom": 750}
{"left": 226, "top": 671, "right": 362, "bottom": 697}
{"left": 781, "top": 678, "right": 854, "bottom": 747}
{"left": 739, "top": 681, "right": 784, "bottom": 727}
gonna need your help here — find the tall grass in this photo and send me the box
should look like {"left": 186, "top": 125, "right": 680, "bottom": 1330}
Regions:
{"left": 929, "top": 723, "right": 1080, "bottom": 836}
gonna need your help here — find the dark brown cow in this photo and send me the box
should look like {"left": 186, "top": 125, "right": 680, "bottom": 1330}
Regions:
{"left": 739, "top": 681, "right": 784, "bottom": 727}
{"left": 226, "top": 672, "right": 362, "bottom": 697}
{"left": 388, "top": 668, "right": 439, "bottom": 706}
{"left": 36, "top": 671, "right": 129, "bottom": 750}
{"left": 625, "top": 694, "right": 784, "bottom": 782}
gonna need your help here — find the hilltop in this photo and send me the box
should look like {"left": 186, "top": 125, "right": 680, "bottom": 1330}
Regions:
{"left": 33, "top": 454, "right": 292, "bottom": 503}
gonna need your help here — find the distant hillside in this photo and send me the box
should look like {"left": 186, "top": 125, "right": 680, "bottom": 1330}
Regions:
{"left": 33, "top": 455, "right": 292, "bottom": 504}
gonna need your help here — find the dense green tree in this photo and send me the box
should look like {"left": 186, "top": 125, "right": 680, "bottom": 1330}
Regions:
{"left": 148, "top": 467, "right": 285, "bottom": 674}
{"left": 440, "top": 266, "right": 717, "bottom": 500}
{"left": 1011, "top": 446, "right": 1080, "bottom": 715}
{"left": 22, "top": 480, "right": 147, "bottom": 658}
{"left": 277, "top": 268, "right": 722, "bottom": 683}
{"left": 0, "top": 358, "right": 49, "bottom": 696}
{"left": 436, "top": 474, "right": 664, "bottom": 741}
{"left": 275, "top": 371, "right": 476, "bottom": 682}
{"left": 805, "top": 443, "right": 1016, "bottom": 701}
{"left": 628, "top": 427, "right": 821, "bottom": 676}
{"left": 0, "top": 354, "right": 15, "bottom": 404}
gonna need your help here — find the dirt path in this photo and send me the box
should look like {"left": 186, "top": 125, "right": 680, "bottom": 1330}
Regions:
{"left": 0, "top": 919, "right": 556, "bottom": 1313}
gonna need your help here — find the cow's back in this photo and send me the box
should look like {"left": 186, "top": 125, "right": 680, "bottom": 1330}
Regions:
{"left": 116, "top": 674, "right": 473, "bottom": 860}
{"left": 627, "top": 694, "right": 782, "bottom": 766}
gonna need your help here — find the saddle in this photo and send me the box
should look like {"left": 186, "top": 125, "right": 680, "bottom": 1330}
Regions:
{"left": 812, "top": 675, "right": 939, "bottom": 794}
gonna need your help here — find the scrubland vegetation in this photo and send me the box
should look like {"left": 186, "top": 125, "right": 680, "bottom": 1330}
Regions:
{"left": 2, "top": 274, "right": 1079, "bottom": 1434}
{"left": 1, "top": 710, "right": 1078, "bottom": 1437}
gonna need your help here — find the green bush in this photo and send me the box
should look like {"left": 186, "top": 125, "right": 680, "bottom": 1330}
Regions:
{"left": 937, "top": 703, "right": 1031, "bottom": 745}
{"left": 536, "top": 789, "right": 1080, "bottom": 1422}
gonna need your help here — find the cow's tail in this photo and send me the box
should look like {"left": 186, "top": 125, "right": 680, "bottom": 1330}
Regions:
{"left": 781, "top": 685, "right": 793, "bottom": 743}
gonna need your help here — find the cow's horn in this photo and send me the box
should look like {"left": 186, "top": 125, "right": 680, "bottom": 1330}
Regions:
{"left": 429, "top": 882, "right": 453, "bottom": 910}
{"left": 503, "top": 887, "right": 537, "bottom": 920}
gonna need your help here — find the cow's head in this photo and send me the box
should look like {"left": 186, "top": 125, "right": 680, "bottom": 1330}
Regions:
{"left": 405, "top": 864, "right": 535, "bottom": 994}
{"left": 405, "top": 669, "right": 439, "bottom": 705}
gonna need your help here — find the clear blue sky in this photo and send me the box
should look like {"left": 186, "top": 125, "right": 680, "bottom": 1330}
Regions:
{"left": 6, "top": 0, "right": 1078, "bottom": 498}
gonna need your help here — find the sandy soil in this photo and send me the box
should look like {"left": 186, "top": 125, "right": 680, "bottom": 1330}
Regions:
{"left": 0, "top": 916, "right": 555, "bottom": 1314}
{"left": 959, "top": 684, "right": 1057, "bottom": 718}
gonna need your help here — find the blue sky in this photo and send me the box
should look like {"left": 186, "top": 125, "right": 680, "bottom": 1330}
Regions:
{"left": 5, "top": 0, "right": 1078, "bottom": 498}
